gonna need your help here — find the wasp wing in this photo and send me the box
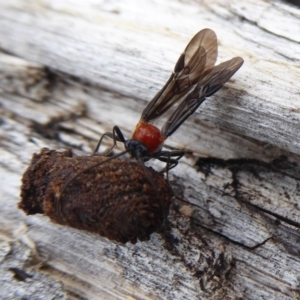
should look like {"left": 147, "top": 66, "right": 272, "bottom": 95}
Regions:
{"left": 201, "top": 57, "right": 244, "bottom": 97}
{"left": 141, "top": 29, "right": 218, "bottom": 123}
{"left": 161, "top": 57, "right": 244, "bottom": 138}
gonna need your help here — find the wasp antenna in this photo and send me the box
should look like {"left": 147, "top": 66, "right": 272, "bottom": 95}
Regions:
{"left": 56, "top": 149, "right": 130, "bottom": 224}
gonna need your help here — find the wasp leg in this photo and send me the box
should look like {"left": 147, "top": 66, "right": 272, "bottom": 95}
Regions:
{"left": 153, "top": 150, "right": 185, "bottom": 179}
{"left": 93, "top": 126, "right": 126, "bottom": 156}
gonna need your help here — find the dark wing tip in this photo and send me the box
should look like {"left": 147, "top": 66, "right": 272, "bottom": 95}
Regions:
{"left": 184, "top": 29, "right": 218, "bottom": 66}
{"left": 233, "top": 56, "right": 244, "bottom": 68}
{"left": 203, "top": 56, "right": 244, "bottom": 97}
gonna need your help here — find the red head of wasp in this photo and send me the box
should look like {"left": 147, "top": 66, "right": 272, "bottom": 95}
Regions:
{"left": 41, "top": 28, "right": 243, "bottom": 243}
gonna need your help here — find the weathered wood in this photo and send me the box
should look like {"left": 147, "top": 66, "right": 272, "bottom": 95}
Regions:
{"left": 1, "top": 0, "right": 300, "bottom": 299}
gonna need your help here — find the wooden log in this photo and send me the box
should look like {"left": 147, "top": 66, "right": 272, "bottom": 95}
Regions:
{"left": 1, "top": 0, "right": 300, "bottom": 299}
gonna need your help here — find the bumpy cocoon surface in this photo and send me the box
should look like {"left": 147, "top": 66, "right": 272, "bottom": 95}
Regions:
{"left": 20, "top": 148, "right": 173, "bottom": 243}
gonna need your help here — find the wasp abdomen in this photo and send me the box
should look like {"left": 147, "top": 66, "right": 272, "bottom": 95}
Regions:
{"left": 132, "top": 121, "right": 165, "bottom": 154}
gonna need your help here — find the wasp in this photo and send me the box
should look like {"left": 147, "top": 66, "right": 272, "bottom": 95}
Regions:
{"left": 94, "top": 28, "right": 243, "bottom": 169}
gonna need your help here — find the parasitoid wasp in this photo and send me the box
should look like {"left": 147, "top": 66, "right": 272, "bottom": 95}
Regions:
{"left": 94, "top": 28, "right": 243, "bottom": 168}
{"left": 56, "top": 28, "right": 244, "bottom": 232}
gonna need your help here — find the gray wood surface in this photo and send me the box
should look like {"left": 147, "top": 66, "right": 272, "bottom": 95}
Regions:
{"left": 1, "top": 0, "right": 300, "bottom": 299}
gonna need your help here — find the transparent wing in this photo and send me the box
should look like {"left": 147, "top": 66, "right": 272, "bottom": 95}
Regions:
{"left": 141, "top": 28, "right": 218, "bottom": 123}
{"left": 201, "top": 57, "right": 244, "bottom": 97}
{"left": 161, "top": 57, "right": 244, "bottom": 137}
